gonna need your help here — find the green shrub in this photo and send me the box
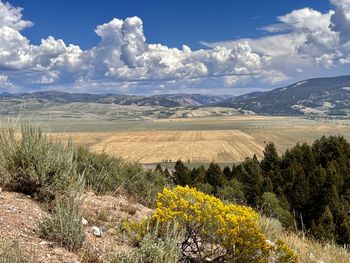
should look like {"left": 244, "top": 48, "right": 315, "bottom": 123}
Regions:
{"left": 217, "top": 178, "right": 246, "bottom": 204}
{"left": 0, "top": 125, "right": 78, "bottom": 202}
{"left": 0, "top": 124, "right": 169, "bottom": 206}
{"left": 39, "top": 190, "right": 85, "bottom": 251}
{"left": 74, "top": 146, "right": 170, "bottom": 206}
{"left": 193, "top": 182, "right": 214, "bottom": 195}
{"left": 74, "top": 146, "right": 142, "bottom": 194}
{"left": 261, "top": 192, "right": 294, "bottom": 228}
{"left": 124, "top": 170, "right": 171, "bottom": 206}
{"left": 259, "top": 215, "right": 284, "bottom": 241}
{"left": 0, "top": 240, "right": 34, "bottom": 263}
{"left": 112, "top": 222, "right": 182, "bottom": 263}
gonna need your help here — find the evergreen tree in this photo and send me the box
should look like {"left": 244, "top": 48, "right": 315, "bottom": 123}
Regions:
{"left": 192, "top": 165, "right": 207, "bottom": 184}
{"left": 173, "top": 160, "right": 191, "bottom": 186}
{"left": 260, "top": 142, "right": 282, "bottom": 191}
{"left": 163, "top": 168, "right": 171, "bottom": 178}
{"left": 206, "top": 163, "right": 226, "bottom": 192}
{"left": 311, "top": 206, "right": 335, "bottom": 241}
{"left": 223, "top": 166, "right": 231, "bottom": 180}
{"left": 260, "top": 142, "right": 280, "bottom": 172}
{"left": 170, "top": 135, "right": 350, "bottom": 245}
{"left": 237, "top": 157, "right": 263, "bottom": 206}
{"left": 154, "top": 163, "right": 163, "bottom": 174}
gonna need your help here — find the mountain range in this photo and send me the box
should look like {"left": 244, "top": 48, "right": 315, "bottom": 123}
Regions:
{"left": 217, "top": 75, "right": 350, "bottom": 117}
{"left": 1, "top": 74, "right": 350, "bottom": 118}
{"left": 0, "top": 91, "right": 230, "bottom": 108}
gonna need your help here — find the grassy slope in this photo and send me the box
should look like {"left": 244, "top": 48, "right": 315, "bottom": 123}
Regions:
{"left": 0, "top": 124, "right": 350, "bottom": 262}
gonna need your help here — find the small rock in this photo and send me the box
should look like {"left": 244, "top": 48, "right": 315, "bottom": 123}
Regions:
{"left": 90, "top": 226, "right": 103, "bottom": 237}
{"left": 81, "top": 217, "right": 88, "bottom": 226}
{"left": 39, "top": 241, "right": 49, "bottom": 246}
{"left": 9, "top": 206, "right": 17, "bottom": 213}
{"left": 266, "top": 239, "right": 275, "bottom": 246}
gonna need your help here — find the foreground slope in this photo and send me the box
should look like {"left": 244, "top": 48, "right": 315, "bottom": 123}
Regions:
{"left": 0, "top": 191, "right": 151, "bottom": 263}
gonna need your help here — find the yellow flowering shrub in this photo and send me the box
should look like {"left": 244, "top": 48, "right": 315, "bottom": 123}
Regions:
{"left": 118, "top": 219, "right": 149, "bottom": 245}
{"left": 273, "top": 240, "right": 299, "bottom": 262}
{"left": 151, "top": 186, "right": 270, "bottom": 262}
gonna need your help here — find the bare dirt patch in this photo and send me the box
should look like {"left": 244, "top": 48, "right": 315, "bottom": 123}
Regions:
{"left": 0, "top": 191, "right": 151, "bottom": 263}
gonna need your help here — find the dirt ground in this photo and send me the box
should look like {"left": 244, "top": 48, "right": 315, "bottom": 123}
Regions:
{"left": 0, "top": 190, "right": 152, "bottom": 263}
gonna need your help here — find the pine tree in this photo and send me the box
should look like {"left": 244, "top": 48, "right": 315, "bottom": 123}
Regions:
{"left": 223, "top": 166, "right": 231, "bottom": 180}
{"left": 311, "top": 206, "right": 335, "bottom": 241}
{"left": 173, "top": 160, "right": 191, "bottom": 186}
{"left": 206, "top": 163, "right": 226, "bottom": 192}
{"left": 237, "top": 158, "right": 263, "bottom": 206}
{"left": 154, "top": 163, "right": 163, "bottom": 174}
{"left": 260, "top": 142, "right": 282, "bottom": 191}
{"left": 163, "top": 168, "right": 171, "bottom": 178}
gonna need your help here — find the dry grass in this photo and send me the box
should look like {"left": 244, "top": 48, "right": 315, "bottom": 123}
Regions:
{"left": 53, "top": 130, "right": 265, "bottom": 164}
{"left": 282, "top": 232, "right": 350, "bottom": 263}
{"left": 260, "top": 216, "right": 350, "bottom": 263}
{"left": 50, "top": 115, "right": 350, "bottom": 164}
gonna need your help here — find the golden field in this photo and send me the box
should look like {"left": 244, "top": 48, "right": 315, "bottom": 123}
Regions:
{"left": 51, "top": 115, "right": 350, "bottom": 164}
{"left": 54, "top": 130, "right": 265, "bottom": 163}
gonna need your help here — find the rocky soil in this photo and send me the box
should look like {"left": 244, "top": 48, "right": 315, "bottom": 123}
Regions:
{"left": 0, "top": 190, "right": 152, "bottom": 263}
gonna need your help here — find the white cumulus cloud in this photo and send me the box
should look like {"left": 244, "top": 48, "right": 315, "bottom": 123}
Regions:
{"left": 0, "top": 0, "right": 350, "bottom": 94}
{"left": 203, "top": 1, "right": 350, "bottom": 89}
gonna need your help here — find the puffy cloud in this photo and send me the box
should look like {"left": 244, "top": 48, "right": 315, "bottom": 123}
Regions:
{"left": 0, "top": 25, "right": 32, "bottom": 69}
{"left": 0, "top": 1, "right": 267, "bottom": 93}
{"left": 0, "top": 1, "right": 32, "bottom": 30}
{"left": 86, "top": 19, "right": 264, "bottom": 84}
{"left": 331, "top": 0, "right": 350, "bottom": 43}
{"left": 263, "top": 8, "right": 333, "bottom": 33}
{"left": 204, "top": 1, "right": 350, "bottom": 89}
{"left": 1, "top": 0, "right": 350, "bottom": 94}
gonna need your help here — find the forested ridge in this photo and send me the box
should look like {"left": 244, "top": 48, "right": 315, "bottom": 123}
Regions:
{"left": 162, "top": 135, "right": 350, "bottom": 245}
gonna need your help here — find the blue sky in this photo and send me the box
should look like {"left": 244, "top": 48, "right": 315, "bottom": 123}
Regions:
{"left": 9, "top": 0, "right": 333, "bottom": 49}
{"left": 0, "top": 0, "right": 349, "bottom": 95}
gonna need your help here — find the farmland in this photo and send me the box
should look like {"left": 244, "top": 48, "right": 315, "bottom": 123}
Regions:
{"left": 47, "top": 115, "right": 350, "bottom": 164}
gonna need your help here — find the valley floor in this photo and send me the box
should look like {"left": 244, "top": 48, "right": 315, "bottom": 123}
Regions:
{"left": 49, "top": 115, "right": 350, "bottom": 164}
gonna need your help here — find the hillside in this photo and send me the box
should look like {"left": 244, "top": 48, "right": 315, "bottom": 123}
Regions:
{"left": 2, "top": 189, "right": 350, "bottom": 263}
{"left": 0, "top": 91, "right": 234, "bottom": 120}
{"left": 0, "top": 91, "right": 231, "bottom": 108}
{"left": 218, "top": 75, "right": 350, "bottom": 117}
{"left": 1, "top": 125, "right": 350, "bottom": 262}
{"left": 0, "top": 190, "right": 151, "bottom": 263}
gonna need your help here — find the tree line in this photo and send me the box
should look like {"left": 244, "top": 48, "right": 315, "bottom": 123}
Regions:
{"left": 155, "top": 135, "right": 350, "bottom": 245}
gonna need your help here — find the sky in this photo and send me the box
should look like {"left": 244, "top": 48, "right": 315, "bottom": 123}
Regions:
{"left": 0, "top": 0, "right": 350, "bottom": 95}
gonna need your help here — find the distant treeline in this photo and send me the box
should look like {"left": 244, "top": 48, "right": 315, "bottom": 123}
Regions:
{"left": 156, "top": 135, "right": 350, "bottom": 245}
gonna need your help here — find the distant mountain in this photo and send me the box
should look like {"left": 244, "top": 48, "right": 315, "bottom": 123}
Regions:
{"left": 217, "top": 75, "right": 350, "bottom": 117}
{"left": 0, "top": 91, "right": 232, "bottom": 108}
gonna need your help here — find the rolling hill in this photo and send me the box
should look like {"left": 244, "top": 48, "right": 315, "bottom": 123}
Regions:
{"left": 218, "top": 75, "right": 350, "bottom": 117}
{"left": 0, "top": 91, "right": 234, "bottom": 119}
{"left": 2, "top": 74, "right": 350, "bottom": 118}
{"left": 0, "top": 91, "right": 231, "bottom": 108}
